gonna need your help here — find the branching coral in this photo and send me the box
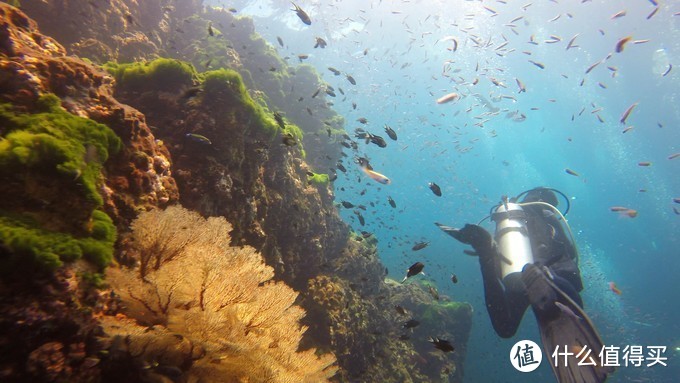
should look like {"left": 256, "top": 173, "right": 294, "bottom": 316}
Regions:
{"left": 106, "top": 206, "right": 337, "bottom": 382}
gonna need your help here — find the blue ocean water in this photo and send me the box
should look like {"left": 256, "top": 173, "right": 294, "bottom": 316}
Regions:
{"left": 212, "top": 0, "right": 679, "bottom": 381}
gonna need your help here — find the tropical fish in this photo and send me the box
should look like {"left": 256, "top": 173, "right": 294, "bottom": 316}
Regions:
{"left": 615, "top": 36, "right": 632, "bottom": 53}
{"left": 354, "top": 210, "right": 365, "bottom": 226}
{"left": 428, "top": 182, "right": 442, "bottom": 196}
{"left": 450, "top": 274, "right": 458, "bottom": 284}
{"left": 610, "top": 10, "right": 626, "bottom": 19}
{"left": 281, "top": 132, "right": 297, "bottom": 146}
{"left": 412, "top": 241, "right": 429, "bottom": 251}
{"left": 609, "top": 281, "right": 622, "bottom": 295}
{"left": 388, "top": 196, "right": 396, "bottom": 208}
{"left": 619, "top": 102, "right": 638, "bottom": 124}
{"left": 384, "top": 125, "right": 398, "bottom": 140}
{"left": 341, "top": 201, "right": 354, "bottom": 208}
{"left": 277, "top": 36, "right": 284, "bottom": 47}
{"left": 291, "top": 2, "right": 311, "bottom": 25}
{"left": 185, "top": 133, "right": 212, "bottom": 145}
{"left": 403, "top": 319, "right": 420, "bottom": 329}
{"left": 273, "top": 112, "right": 286, "bottom": 129}
{"left": 429, "top": 337, "right": 455, "bottom": 353}
{"left": 669, "top": 153, "right": 680, "bottom": 160}
{"left": 361, "top": 166, "right": 391, "bottom": 185}
{"left": 314, "top": 37, "right": 327, "bottom": 48}
{"left": 662, "top": 64, "right": 672, "bottom": 77}
{"left": 365, "top": 133, "right": 387, "bottom": 148}
{"left": 528, "top": 60, "right": 545, "bottom": 69}
{"left": 346, "top": 74, "right": 356, "bottom": 85}
{"left": 436, "top": 92, "right": 459, "bottom": 104}
{"left": 328, "top": 67, "right": 341, "bottom": 75}
{"left": 566, "top": 34, "right": 579, "bottom": 50}
{"left": 402, "top": 262, "right": 425, "bottom": 282}
{"left": 565, "top": 168, "right": 580, "bottom": 177}
{"left": 638, "top": 162, "right": 651, "bottom": 167}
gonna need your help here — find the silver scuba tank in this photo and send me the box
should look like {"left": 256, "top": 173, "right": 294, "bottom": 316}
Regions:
{"left": 492, "top": 202, "right": 534, "bottom": 279}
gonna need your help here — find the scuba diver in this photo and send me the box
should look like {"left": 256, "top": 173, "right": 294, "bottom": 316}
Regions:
{"left": 436, "top": 187, "right": 614, "bottom": 383}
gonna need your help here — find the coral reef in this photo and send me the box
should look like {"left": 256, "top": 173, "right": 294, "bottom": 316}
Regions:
{"left": 0, "top": 2, "right": 476, "bottom": 382}
{"left": 105, "top": 206, "right": 337, "bottom": 382}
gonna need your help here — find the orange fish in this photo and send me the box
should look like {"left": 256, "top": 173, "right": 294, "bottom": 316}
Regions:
{"left": 609, "top": 281, "right": 622, "bottom": 295}
{"left": 361, "top": 166, "right": 391, "bottom": 185}
{"left": 615, "top": 36, "right": 632, "bottom": 53}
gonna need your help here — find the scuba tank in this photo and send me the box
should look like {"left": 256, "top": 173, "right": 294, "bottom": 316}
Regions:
{"left": 492, "top": 200, "right": 534, "bottom": 279}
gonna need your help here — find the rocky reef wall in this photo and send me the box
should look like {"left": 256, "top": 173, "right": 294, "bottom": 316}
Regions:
{"left": 0, "top": 2, "right": 473, "bottom": 382}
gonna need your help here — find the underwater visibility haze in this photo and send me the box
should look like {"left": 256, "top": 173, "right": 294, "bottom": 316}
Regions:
{"left": 0, "top": 0, "right": 678, "bottom": 382}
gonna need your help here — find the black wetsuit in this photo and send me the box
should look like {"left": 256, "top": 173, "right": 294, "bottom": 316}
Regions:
{"left": 477, "top": 203, "right": 582, "bottom": 338}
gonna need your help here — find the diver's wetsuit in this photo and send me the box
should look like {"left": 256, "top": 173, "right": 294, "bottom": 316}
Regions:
{"left": 474, "top": 203, "right": 582, "bottom": 338}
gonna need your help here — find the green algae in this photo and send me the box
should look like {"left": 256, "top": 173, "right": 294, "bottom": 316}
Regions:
{"left": 0, "top": 94, "right": 121, "bottom": 206}
{"left": 104, "top": 58, "right": 198, "bottom": 92}
{"left": 0, "top": 94, "right": 119, "bottom": 273}
{"left": 307, "top": 172, "right": 329, "bottom": 185}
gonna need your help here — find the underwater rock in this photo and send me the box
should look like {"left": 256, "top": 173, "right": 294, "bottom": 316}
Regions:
{"left": 8, "top": 2, "right": 475, "bottom": 381}
{"left": 0, "top": 3, "right": 178, "bottom": 226}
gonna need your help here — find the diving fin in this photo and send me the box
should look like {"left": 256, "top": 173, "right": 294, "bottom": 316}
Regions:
{"left": 523, "top": 264, "right": 614, "bottom": 383}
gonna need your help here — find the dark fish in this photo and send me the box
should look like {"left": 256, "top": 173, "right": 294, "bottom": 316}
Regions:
{"left": 450, "top": 274, "right": 458, "bottom": 284}
{"left": 208, "top": 23, "right": 214, "bottom": 36}
{"left": 366, "top": 133, "right": 387, "bottom": 148}
{"left": 354, "top": 210, "right": 365, "bottom": 226}
{"left": 277, "top": 36, "right": 284, "bottom": 47}
{"left": 314, "top": 37, "right": 327, "bottom": 48}
{"left": 291, "top": 2, "right": 311, "bottom": 25}
{"left": 565, "top": 168, "right": 580, "bottom": 177}
{"left": 297, "top": 54, "right": 309, "bottom": 62}
{"left": 185, "top": 133, "right": 212, "bottom": 145}
{"left": 662, "top": 64, "right": 672, "bottom": 77}
{"left": 429, "top": 337, "right": 455, "bottom": 353}
{"left": 528, "top": 60, "right": 545, "bottom": 69}
{"left": 336, "top": 162, "right": 347, "bottom": 173}
{"left": 429, "top": 182, "right": 442, "bottom": 197}
{"left": 357, "top": 117, "right": 368, "bottom": 124}
{"left": 282, "top": 133, "right": 297, "bottom": 146}
{"left": 328, "top": 67, "right": 341, "bottom": 75}
{"left": 403, "top": 319, "right": 420, "bottom": 329}
{"left": 311, "top": 88, "right": 321, "bottom": 98}
{"left": 273, "top": 112, "right": 286, "bottom": 129}
{"left": 402, "top": 262, "right": 425, "bottom": 282}
{"left": 325, "top": 88, "right": 336, "bottom": 97}
{"left": 673, "top": 198, "right": 680, "bottom": 204}
{"left": 384, "top": 125, "right": 398, "bottom": 140}
{"left": 395, "top": 305, "right": 408, "bottom": 315}
{"left": 388, "top": 196, "right": 396, "bottom": 208}
{"left": 341, "top": 201, "right": 354, "bottom": 208}
{"left": 412, "top": 242, "right": 429, "bottom": 251}
{"left": 352, "top": 102, "right": 357, "bottom": 110}
{"left": 346, "top": 74, "right": 356, "bottom": 85}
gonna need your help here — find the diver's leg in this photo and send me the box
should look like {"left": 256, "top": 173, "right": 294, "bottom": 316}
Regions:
{"left": 480, "top": 254, "right": 530, "bottom": 338}
{"left": 522, "top": 264, "right": 613, "bottom": 383}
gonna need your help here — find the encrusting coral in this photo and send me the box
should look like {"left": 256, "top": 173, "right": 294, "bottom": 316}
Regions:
{"left": 105, "top": 206, "right": 337, "bottom": 382}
